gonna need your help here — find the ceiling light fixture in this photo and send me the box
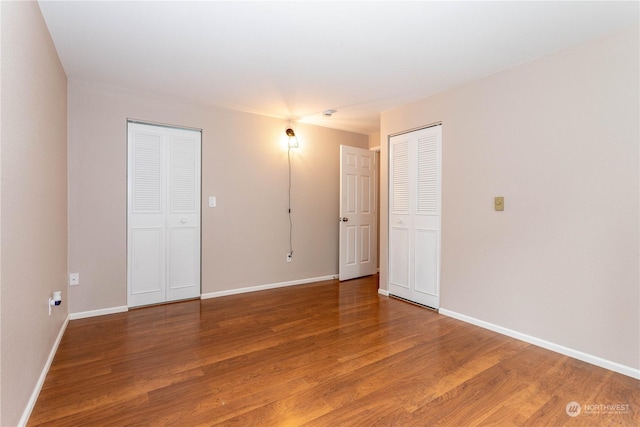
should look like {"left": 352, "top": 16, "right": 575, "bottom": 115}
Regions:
{"left": 322, "top": 109, "right": 337, "bottom": 117}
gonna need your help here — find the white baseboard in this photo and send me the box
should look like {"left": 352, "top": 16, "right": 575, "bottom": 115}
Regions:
{"left": 378, "top": 288, "right": 389, "bottom": 296}
{"left": 69, "top": 305, "right": 128, "bottom": 320}
{"left": 19, "top": 314, "right": 69, "bottom": 427}
{"left": 201, "top": 275, "right": 338, "bottom": 299}
{"left": 439, "top": 308, "right": 640, "bottom": 380}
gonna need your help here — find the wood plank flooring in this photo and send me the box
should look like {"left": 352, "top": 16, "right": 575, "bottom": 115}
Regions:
{"left": 29, "top": 275, "right": 639, "bottom": 426}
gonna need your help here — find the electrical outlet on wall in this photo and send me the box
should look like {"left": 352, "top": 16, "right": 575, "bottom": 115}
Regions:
{"left": 69, "top": 273, "right": 79, "bottom": 286}
{"left": 286, "top": 253, "right": 292, "bottom": 262}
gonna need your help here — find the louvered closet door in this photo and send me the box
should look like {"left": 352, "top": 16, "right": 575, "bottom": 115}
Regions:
{"left": 166, "top": 132, "right": 201, "bottom": 301}
{"left": 389, "top": 125, "right": 441, "bottom": 309}
{"left": 128, "top": 123, "right": 201, "bottom": 307}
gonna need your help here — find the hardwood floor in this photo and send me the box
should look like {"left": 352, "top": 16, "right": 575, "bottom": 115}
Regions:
{"left": 29, "top": 275, "right": 638, "bottom": 426}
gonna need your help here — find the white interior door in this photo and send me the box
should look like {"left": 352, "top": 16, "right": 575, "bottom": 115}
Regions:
{"left": 128, "top": 122, "right": 201, "bottom": 307}
{"left": 388, "top": 125, "right": 441, "bottom": 308}
{"left": 339, "top": 145, "right": 377, "bottom": 281}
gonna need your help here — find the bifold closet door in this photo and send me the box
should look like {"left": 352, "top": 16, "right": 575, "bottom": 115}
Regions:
{"left": 127, "top": 122, "right": 201, "bottom": 307}
{"left": 388, "top": 125, "right": 441, "bottom": 309}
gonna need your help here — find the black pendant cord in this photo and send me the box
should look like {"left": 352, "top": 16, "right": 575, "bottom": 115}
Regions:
{"left": 288, "top": 146, "right": 293, "bottom": 257}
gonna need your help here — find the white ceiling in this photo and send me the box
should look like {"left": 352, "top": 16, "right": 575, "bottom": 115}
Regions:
{"left": 38, "top": 1, "right": 638, "bottom": 135}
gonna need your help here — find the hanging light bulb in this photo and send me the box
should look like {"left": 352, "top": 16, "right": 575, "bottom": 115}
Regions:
{"left": 285, "top": 128, "right": 299, "bottom": 148}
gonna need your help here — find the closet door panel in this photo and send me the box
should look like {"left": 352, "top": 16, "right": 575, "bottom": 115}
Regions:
{"left": 166, "top": 131, "right": 201, "bottom": 301}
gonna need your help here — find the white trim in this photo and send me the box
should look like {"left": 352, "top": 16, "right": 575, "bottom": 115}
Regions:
{"left": 439, "top": 308, "right": 640, "bottom": 380}
{"left": 19, "top": 315, "right": 69, "bottom": 427}
{"left": 127, "top": 118, "right": 202, "bottom": 132}
{"left": 69, "top": 306, "right": 128, "bottom": 320}
{"left": 388, "top": 121, "right": 443, "bottom": 138}
{"left": 201, "top": 275, "right": 337, "bottom": 299}
{"left": 369, "top": 146, "right": 381, "bottom": 152}
{"left": 378, "top": 288, "right": 389, "bottom": 296}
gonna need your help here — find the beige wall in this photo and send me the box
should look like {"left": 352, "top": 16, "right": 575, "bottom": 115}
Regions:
{"left": 380, "top": 26, "right": 639, "bottom": 370}
{"left": 368, "top": 132, "right": 380, "bottom": 150}
{"left": 68, "top": 80, "right": 368, "bottom": 313}
{"left": 0, "top": 2, "right": 68, "bottom": 425}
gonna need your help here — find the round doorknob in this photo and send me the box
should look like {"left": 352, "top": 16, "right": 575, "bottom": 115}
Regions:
{"left": 181, "top": 218, "right": 187, "bottom": 224}
{"left": 341, "top": 217, "right": 349, "bottom": 222}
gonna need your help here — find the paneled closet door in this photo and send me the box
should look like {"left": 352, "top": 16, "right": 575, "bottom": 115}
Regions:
{"left": 388, "top": 125, "right": 441, "bottom": 309}
{"left": 128, "top": 122, "right": 201, "bottom": 307}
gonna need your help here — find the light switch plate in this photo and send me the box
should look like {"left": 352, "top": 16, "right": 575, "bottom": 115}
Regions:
{"left": 208, "top": 196, "right": 216, "bottom": 208}
{"left": 494, "top": 197, "right": 504, "bottom": 211}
